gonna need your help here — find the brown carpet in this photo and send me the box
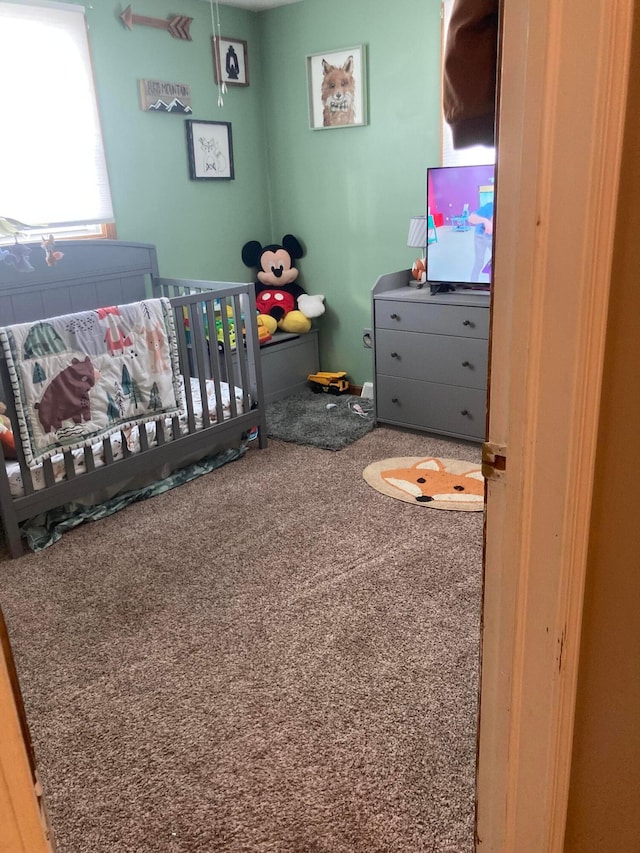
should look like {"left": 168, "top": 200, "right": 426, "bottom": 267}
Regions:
{"left": 0, "top": 426, "right": 483, "bottom": 853}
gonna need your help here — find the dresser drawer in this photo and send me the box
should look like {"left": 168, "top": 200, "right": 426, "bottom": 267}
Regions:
{"left": 375, "top": 299, "right": 489, "bottom": 339}
{"left": 375, "top": 329, "right": 488, "bottom": 389}
{"left": 376, "top": 375, "right": 487, "bottom": 440}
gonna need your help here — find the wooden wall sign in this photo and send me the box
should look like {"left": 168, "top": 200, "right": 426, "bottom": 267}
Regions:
{"left": 139, "top": 80, "right": 192, "bottom": 114}
{"left": 120, "top": 6, "right": 192, "bottom": 41}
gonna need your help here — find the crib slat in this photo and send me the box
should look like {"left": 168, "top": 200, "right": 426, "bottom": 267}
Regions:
{"left": 203, "top": 299, "right": 225, "bottom": 424}
{"left": 171, "top": 414, "right": 181, "bottom": 442}
{"left": 175, "top": 303, "right": 192, "bottom": 377}
{"left": 236, "top": 293, "right": 252, "bottom": 412}
{"left": 218, "top": 296, "right": 239, "bottom": 421}
{"left": 138, "top": 423, "right": 149, "bottom": 452}
{"left": 175, "top": 302, "right": 195, "bottom": 429}
{"left": 233, "top": 293, "right": 251, "bottom": 413}
{"left": 190, "top": 301, "right": 211, "bottom": 430}
{"left": 84, "top": 446, "right": 95, "bottom": 473}
{"left": 20, "top": 461, "right": 36, "bottom": 496}
{"left": 157, "top": 280, "right": 186, "bottom": 299}
{"left": 42, "top": 458, "right": 56, "bottom": 490}
{"left": 10, "top": 429, "right": 35, "bottom": 496}
{"left": 155, "top": 420, "right": 165, "bottom": 446}
{"left": 241, "top": 285, "right": 267, "bottom": 445}
{"left": 102, "top": 437, "right": 114, "bottom": 466}
{"left": 63, "top": 450, "right": 76, "bottom": 482}
{"left": 0, "top": 442, "right": 23, "bottom": 557}
{"left": 204, "top": 301, "right": 224, "bottom": 387}
{"left": 179, "top": 304, "right": 197, "bottom": 434}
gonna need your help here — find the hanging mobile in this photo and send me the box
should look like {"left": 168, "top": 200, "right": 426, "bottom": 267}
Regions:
{"left": 209, "top": 0, "right": 224, "bottom": 106}
{"left": 216, "top": 2, "right": 227, "bottom": 95}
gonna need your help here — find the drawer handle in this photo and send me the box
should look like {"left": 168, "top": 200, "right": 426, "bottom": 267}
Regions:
{"left": 390, "top": 312, "right": 400, "bottom": 320}
{"left": 390, "top": 351, "right": 399, "bottom": 358}
{"left": 462, "top": 360, "right": 471, "bottom": 367}
{"left": 462, "top": 319, "right": 474, "bottom": 327}
{"left": 391, "top": 397, "right": 399, "bottom": 404}
{"left": 461, "top": 409, "right": 470, "bottom": 417}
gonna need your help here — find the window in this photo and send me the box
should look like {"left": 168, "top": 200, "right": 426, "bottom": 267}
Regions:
{"left": 0, "top": 0, "right": 114, "bottom": 241}
{"left": 441, "top": 0, "right": 496, "bottom": 167}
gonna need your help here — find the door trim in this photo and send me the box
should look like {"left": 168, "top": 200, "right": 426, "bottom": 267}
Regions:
{"left": 477, "top": 0, "right": 634, "bottom": 849}
{"left": 0, "top": 609, "right": 53, "bottom": 851}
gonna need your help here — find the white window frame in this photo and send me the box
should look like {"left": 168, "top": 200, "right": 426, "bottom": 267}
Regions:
{"left": 0, "top": 0, "right": 115, "bottom": 245}
{"left": 441, "top": 0, "right": 496, "bottom": 167}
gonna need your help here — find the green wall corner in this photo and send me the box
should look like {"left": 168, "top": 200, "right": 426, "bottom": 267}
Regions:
{"left": 13, "top": 0, "right": 442, "bottom": 386}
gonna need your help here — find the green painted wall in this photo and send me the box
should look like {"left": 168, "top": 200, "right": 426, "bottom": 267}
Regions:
{"left": 82, "top": 0, "right": 269, "bottom": 282}
{"left": 12, "top": 0, "right": 441, "bottom": 385}
{"left": 260, "top": 0, "right": 442, "bottom": 383}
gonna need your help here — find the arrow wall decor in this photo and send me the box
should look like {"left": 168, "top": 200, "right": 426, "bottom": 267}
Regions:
{"left": 120, "top": 5, "right": 193, "bottom": 41}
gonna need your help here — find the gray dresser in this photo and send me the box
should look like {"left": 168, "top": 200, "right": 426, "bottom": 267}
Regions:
{"left": 372, "top": 270, "right": 490, "bottom": 442}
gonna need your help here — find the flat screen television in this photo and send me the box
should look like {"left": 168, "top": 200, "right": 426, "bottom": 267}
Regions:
{"left": 426, "top": 163, "right": 495, "bottom": 294}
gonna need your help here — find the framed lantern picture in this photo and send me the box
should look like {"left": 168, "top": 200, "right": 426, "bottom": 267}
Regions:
{"left": 212, "top": 36, "right": 249, "bottom": 87}
{"left": 185, "top": 119, "right": 234, "bottom": 180}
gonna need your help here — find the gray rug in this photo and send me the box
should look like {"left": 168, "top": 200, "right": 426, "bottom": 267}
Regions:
{"left": 266, "top": 389, "right": 375, "bottom": 450}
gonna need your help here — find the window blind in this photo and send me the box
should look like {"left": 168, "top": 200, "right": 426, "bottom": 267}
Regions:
{"left": 0, "top": 1, "right": 114, "bottom": 227}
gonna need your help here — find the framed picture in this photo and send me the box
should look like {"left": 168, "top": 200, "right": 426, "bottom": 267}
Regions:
{"left": 306, "top": 44, "right": 367, "bottom": 130}
{"left": 212, "top": 36, "right": 249, "bottom": 87}
{"left": 139, "top": 79, "right": 192, "bottom": 114}
{"left": 185, "top": 119, "right": 234, "bottom": 180}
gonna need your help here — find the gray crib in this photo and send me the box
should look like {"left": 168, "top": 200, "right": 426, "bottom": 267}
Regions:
{"left": 0, "top": 240, "right": 267, "bottom": 558}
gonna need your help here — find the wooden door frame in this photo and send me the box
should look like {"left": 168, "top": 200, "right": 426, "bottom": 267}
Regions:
{"left": 477, "top": 0, "right": 634, "bottom": 849}
{"left": 0, "top": 608, "right": 53, "bottom": 851}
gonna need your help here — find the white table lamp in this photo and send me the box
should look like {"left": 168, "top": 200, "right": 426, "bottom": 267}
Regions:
{"left": 407, "top": 216, "right": 428, "bottom": 286}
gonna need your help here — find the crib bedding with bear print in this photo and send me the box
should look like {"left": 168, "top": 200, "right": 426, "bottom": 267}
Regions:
{"left": 0, "top": 240, "right": 267, "bottom": 558}
{"left": 3, "top": 375, "right": 247, "bottom": 500}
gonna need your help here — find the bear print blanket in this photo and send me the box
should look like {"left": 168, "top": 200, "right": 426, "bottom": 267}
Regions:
{"left": 0, "top": 298, "right": 184, "bottom": 468}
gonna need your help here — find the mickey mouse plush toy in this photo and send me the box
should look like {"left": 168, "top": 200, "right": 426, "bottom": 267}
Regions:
{"left": 241, "top": 234, "right": 325, "bottom": 335}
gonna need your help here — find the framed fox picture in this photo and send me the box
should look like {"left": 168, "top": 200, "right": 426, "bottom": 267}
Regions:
{"left": 306, "top": 44, "right": 368, "bottom": 130}
{"left": 185, "top": 119, "right": 234, "bottom": 180}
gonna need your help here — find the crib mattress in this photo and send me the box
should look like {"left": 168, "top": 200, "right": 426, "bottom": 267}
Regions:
{"left": 5, "top": 377, "right": 245, "bottom": 498}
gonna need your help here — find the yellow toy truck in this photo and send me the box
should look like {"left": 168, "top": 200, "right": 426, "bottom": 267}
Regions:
{"left": 307, "top": 371, "right": 350, "bottom": 395}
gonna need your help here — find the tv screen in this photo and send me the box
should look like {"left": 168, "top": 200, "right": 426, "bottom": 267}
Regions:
{"left": 426, "top": 164, "right": 495, "bottom": 291}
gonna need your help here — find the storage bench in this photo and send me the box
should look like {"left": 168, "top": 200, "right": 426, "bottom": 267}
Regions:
{"left": 260, "top": 328, "right": 320, "bottom": 404}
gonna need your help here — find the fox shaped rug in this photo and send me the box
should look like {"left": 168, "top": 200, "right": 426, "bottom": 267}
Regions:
{"left": 363, "top": 456, "right": 484, "bottom": 511}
